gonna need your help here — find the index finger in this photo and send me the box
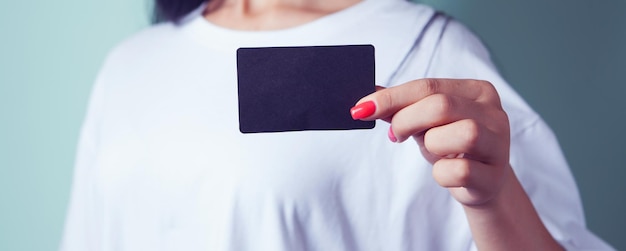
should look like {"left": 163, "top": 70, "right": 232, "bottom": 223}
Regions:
{"left": 350, "top": 79, "right": 494, "bottom": 121}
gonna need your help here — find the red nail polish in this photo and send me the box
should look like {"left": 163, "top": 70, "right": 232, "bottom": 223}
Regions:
{"left": 388, "top": 126, "right": 398, "bottom": 143}
{"left": 350, "top": 101, "right": 376, "bottom": 120}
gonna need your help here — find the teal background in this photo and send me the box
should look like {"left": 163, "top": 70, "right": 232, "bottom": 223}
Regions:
{"left": 0, "top": 0, "right": 623, "bottom": 250}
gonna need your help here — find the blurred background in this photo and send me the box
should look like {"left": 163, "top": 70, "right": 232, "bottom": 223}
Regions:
{"left": 0, "top": 0, "right": 623, "bottom": 250}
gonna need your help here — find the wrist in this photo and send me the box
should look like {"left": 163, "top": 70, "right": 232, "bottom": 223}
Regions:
{"left": 460, "top": 165, "right": 563, "bottom": 251}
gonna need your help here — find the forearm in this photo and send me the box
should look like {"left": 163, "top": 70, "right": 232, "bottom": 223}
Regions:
{"left": 463, "top": 165, "right": 563, "bottom": 251}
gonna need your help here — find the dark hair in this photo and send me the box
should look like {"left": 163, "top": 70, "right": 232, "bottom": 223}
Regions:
{"left": 154, "top": 0, "right": 207, "bottom": 23}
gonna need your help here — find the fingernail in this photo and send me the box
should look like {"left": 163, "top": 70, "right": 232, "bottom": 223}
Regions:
{"left": 388, "top": 126, "right": 398, "bottom": 143}
{"left": 350, "top": 101, "right": 376, "bottom": 120}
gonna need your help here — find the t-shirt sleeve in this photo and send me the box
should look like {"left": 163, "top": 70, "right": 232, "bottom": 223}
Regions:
{"left": 423, "top": 18, "right": 614, "bottom": 250}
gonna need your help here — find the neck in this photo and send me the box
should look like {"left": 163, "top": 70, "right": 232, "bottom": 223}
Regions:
{"left": 204, "top": 0, "right": 362, "bottom": 30}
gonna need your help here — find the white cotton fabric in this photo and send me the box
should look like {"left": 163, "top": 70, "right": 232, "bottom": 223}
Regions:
{"left": 60, "top": 0, "right": 613, "bottom": 250}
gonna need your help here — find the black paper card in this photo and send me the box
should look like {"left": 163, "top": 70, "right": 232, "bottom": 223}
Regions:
{"left": 237, "top": 45, "right": 376, "bottom": 133}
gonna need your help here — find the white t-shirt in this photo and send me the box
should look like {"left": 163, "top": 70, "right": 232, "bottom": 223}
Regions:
{"left": 61, "top": 0, "right": 612, "bottom": 250}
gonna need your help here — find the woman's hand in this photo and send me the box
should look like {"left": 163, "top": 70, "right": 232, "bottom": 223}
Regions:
{"left": 350, "top": 78, "right": 511, "bottom": 207}
{"left": 350, "top": 78, "right": 563, "bottom": 250}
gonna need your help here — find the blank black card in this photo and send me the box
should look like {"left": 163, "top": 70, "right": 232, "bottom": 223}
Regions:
{"left": 237, "top": 45, "right": 376, "bottom": 133}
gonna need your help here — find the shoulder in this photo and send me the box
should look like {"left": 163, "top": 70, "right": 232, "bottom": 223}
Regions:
{"left": 103, "top": 23, "right": 182, "bottom": 66}
{"left": 430, "top": 16, "right": 491, "bottom": 64}
{"left": 414, "top": 15, "right": 541, "bottom": 134}
{"left": 91, "top": 21, "right": 195, "bottom": 102}
{"left": 94, "top": 21, "right": 199, "bottom": 89}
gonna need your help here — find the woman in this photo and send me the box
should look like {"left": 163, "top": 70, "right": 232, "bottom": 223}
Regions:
{"left": 61, "top": 0, "right": 612, "bottom": 250}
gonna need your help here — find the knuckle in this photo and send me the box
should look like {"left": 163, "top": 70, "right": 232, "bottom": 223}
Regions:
{"left": 378, "top": 90, "right": 394, "bottom": 112}
{"left": 486, "top": 109, "right": 509, "bottom": 136}
{"left": 390, "top": 115, "right": 410, "bottom": 137}
{"left": 475, "top": 79, "right": 494, "bottom": 91}
{"left": 433, "top": 159, "right": 472, "bottom": 187}
{"left": 497, "top": 112, "right": 511, "bottom": 133}
{"left": 453, "top": 160, "right": 472, "bottom": 186}
{"left": 460, "top": 119, "right": 481, "bottom": 148}
{"left": 476, "top": 80, "right": 501, "bottom": 103}
{"left": 428, "top": 94, "right": 454, "bottom": 120}
{"left": 422, "top": 129, "right": 438, "bottom": 152}
{"left": 421, "top": 78, "right": 440, "bottom": 96}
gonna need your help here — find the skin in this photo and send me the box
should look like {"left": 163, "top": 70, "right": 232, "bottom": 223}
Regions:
{"left": 204, "top": 0, "right": 361, "bottom": 30}
{"left": 205, "top": 1, "right": 564, "bottom": 250}
{"left": 364, "top": 80, "right": 563, "bottom": 251}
